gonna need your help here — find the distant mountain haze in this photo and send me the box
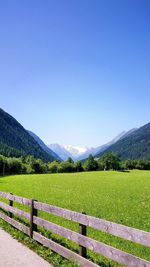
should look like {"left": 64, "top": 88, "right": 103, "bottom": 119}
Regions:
{"left": 49, "top": 144, "right": 92, "bottom": 161}
{"left": 48, "top": 144, "right": 73, "bottom": 161}
{"left": 49, "top": 130, "right": 137, "bottom": 161}
{"left": 77, "top": 131, "right": 130, "bottom": 161}
{"left": 63, "top": 145, "right": 89, "bottom": 160}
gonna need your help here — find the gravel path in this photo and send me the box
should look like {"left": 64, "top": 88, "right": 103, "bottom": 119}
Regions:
{"left": 0, "top": 229, "right": 52, "bottom": 267}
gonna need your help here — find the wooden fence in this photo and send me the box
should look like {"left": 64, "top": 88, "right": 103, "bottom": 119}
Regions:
{"left": 0, "top": 191, "right": 150, "bottom": 267}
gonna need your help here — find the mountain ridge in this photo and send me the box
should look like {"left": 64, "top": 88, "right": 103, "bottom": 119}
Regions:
{"left": 1, "top": 107, "right": 150, "bottom": 162}
{"left": 49, "top": 130, "right": 137, "bottom": 161}
{"left": 0, "top": 108, "right": 58, "bottom": 162}
{"left": 28, "top": 131, "right": 62, "bottom": 161}
{"left": 48, "top": 144, "right": 73, "bottom": 161}
{"left": 96, "top": 123, "right": 150, "bottom": 160}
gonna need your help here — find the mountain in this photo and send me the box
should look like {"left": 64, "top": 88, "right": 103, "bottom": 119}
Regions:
{"left": 0, "top": 108, "right": 57, "bottom": 162}
{"left": 63, "top": 145, "right": 89, "bottom": 159}
{"left": 49, "top": 131, "right": 136, "bottom": 161}
{"left": 28, "top": 131, "right": 62, "bottom": 161}
{"left": 77, "top": 131, "right": 135, "bottom": 161}
{"left": 93, "top": 129, "right": 137, "bottom": 157}
{"left": 48, "top": 144, "right": 73, "bottom": 161}
{"left": 49, "top": 144, "right": 92, "bottom": 161}
{"left": 96, "top": 123, "right": 150, "bottom": 160}
{"left": 48, "top": 132, "right": 131, "bottom": 161}
{"left": 118, "top": 128, "right": 137, "bottom": 140}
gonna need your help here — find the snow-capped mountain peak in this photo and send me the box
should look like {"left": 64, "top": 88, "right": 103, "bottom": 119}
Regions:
{"left": 48, "top": 129, "right": 137, "bottom": 162}
{"left": 48, "top": 144, "right": 90, "bottom": 161}
{"left": 63, "top": 145, "right": 89, "bottom": 157}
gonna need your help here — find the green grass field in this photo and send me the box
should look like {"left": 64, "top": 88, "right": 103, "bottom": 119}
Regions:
{"left": 0, "top": 170, "right": 150, "bottom": 266}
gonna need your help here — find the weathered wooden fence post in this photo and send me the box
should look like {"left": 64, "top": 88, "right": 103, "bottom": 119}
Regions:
{"left": 79, "top": 212, "right": 87, "bottom": 258}
{"left": 30, "top": 199, "right": 38, "bottom": 238}
{"left": 8, "top": 193, "right": 13, "bottom": 218}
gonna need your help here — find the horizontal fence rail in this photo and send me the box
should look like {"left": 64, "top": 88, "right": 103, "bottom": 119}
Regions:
{"left": 0, "top": 191, "right": 31, "bottom": 206}
{"left": 0, "top": 191, "right": 150, "bottom": 267}
{"left": 34, "top": 201, "right": 150, "bottom": 247}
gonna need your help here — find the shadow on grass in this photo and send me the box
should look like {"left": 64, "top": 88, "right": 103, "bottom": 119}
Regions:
{"left": 117, "top": 170, "right": 130, "bottom": 173}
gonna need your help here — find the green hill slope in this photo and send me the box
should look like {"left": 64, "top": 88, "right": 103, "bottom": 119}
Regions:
{"left": 28, "top": 130, "right": 62, "bottom": 161}
{"left": 96, "top": 122, "right": 150, "bottom": 160}
{"left": 0, "top": 108, "right": 57, "bottom": 162}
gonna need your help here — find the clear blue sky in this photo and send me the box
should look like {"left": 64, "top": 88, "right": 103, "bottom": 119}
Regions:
{"left": 1, "top": 0, "right": 150, "bottom": 147}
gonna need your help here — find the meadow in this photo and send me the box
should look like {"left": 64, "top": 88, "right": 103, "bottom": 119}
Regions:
{"left": 0, "top": 170, "right": 150, "bottom": 266}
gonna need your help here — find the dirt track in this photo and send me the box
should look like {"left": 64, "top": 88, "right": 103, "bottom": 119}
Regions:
{"left": 0, "top": 229, "right": 52, "bottom": 267}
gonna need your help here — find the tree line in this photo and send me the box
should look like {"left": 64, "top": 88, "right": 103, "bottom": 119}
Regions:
{"left": 1, "top": 153, "right": 150, "bottom": 176}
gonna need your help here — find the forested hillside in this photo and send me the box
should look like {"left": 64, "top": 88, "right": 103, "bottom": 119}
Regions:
{"left": 0, "top": 108, "right": 57, "bottom": 162}
{"left": 96, "top": 123, "right": 150, "bottom": 160}
{"left": 28, "top": 131, "right": 62, "bottom": 161}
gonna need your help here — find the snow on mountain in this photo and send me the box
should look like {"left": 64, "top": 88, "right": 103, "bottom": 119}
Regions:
{"left": 48, "top": 144, "right": 72, "bottom": 161}
{"left": 49, "top": 129, "right": 137, "bottom": 162}
{"left": 49, "top": 144, "right": 90, "bottom": 161}
{"left": 63, "top": 145, "right": 89, "bottom": 158}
